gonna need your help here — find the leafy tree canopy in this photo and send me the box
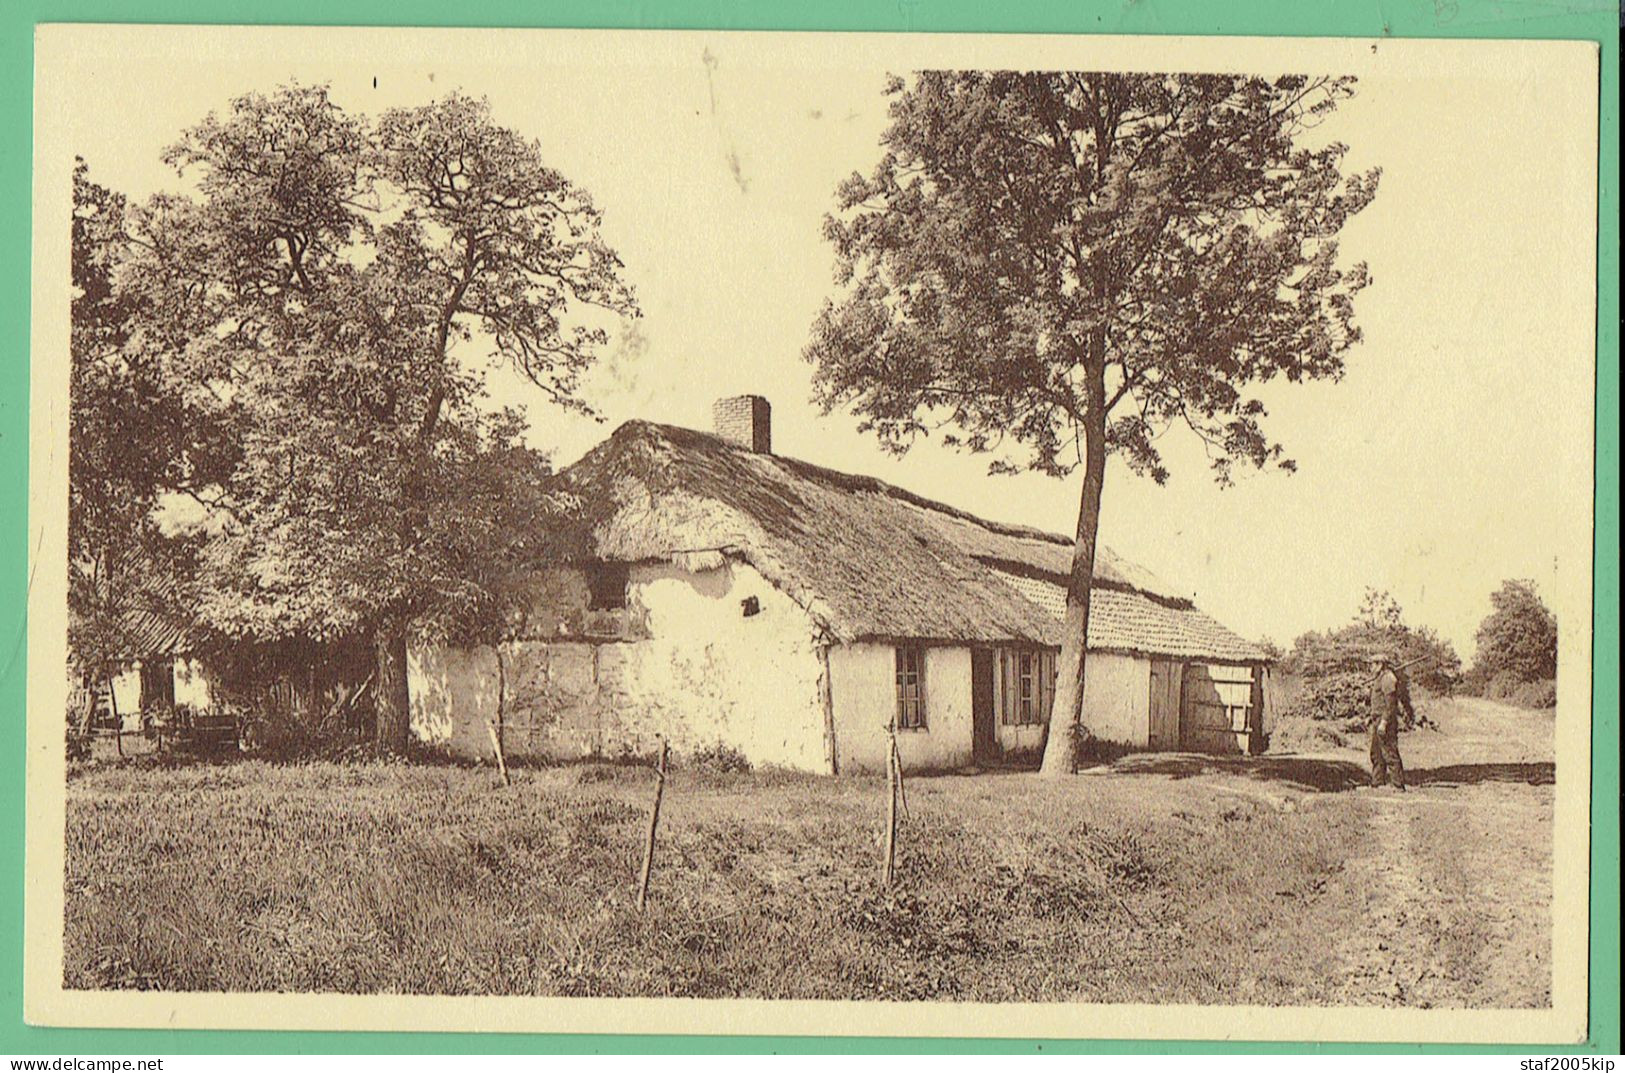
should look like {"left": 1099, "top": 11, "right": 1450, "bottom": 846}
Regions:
{"left": 806, "top": 71, "right": 1380, "bottom": 773}
{"left": 808, "top": 71, "right": 1380, "bottom": 485}
{"left": 1471, "top": 579, "right": 1557, "bottom": 683}
{"left": 113, "top": 84, "right": 637, "bottom": 641}
{"left": 69, "top": 159, "right": 200, "bottom": 681}
{"left": 1285, "top": 587, "right": 1462, "bottom": 694}
{"left": 83, "top": 84, "right": 639, "bottom": 744}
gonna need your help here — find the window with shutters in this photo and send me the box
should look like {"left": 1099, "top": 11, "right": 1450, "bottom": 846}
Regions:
{"left": 895, "top": 645, "right": 927, "bottom": 729}
{"left": 999, "top": 647, "right": 1056, "bottom": 725}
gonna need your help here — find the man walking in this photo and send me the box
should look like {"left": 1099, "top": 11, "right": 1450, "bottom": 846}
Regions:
{"left": 1368, "top": 654, "right": 1414, "bottom": 790}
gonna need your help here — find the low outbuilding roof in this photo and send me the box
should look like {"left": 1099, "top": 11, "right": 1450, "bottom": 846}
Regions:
{"left": 562, "top": 421, "right": 1266, "bottom": 664}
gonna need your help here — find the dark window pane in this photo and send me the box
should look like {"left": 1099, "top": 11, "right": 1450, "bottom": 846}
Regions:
{"left": 586, "top": 561, "right": 630, "bottom": 610}
{"left": 895, "top": 645, "right": 926, "bottom": 728}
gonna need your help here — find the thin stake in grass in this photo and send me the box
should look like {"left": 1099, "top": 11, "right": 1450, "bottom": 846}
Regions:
{"left": 637, "top": 739, "right": 669, "bottom": 911}
{"left": 882, "top": 724, "right": 899, "bottom": 887}
{"left": 107, "top": 676, "right": 122, "bottom": 759}
{"left": 891, "top": 731, "right": 910, "bottom": 820}
{"left": 485, "top": 720, "right": 510, "bottom": 787}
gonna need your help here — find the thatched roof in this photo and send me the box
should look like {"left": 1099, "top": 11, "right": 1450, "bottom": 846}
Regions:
{"left": 112, "top": 605, "right": 195, "bottom": 661}
{"left": 70, "top": 547, "right": 201, "bottom": 666}
{"left": 561, "top": 421, "right": 1266, "bottom": 664}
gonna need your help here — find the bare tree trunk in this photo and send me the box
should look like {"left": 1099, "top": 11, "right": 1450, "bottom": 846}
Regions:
{"left": 1039, "top": 372, "right": 1108, "bottom": 779}
{"left": 374, "top": 622, "right": 411, "bottom": 753}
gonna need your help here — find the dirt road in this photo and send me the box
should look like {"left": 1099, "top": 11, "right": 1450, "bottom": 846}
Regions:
{"left": 1098, "top": 695, "right": 1555, "bottom": 1007}
{"left": 1326, "top": 697, "right": 1554, "bottom": 1007}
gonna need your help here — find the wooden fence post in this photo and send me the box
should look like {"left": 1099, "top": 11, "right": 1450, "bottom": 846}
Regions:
{"left": 637, "top": 739, "right": 669, "bottom": 911}
{"left": 882, "top": 724, "right": 898, "bottom": 887}
{"left": 891, "top": 732, "right": 910, "bottom": 820}
{"left": 106, "top": 677, "right": 122, "bottom": 759}
{"left": 485, "top": 720, "right": 510, "bottom": 787}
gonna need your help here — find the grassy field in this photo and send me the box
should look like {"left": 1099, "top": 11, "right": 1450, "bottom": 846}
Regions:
{"left": 64, "top": 696, "right": 1553, "bottom": 1006}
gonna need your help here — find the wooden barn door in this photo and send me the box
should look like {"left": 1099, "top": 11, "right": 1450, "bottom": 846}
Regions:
{"left": 1180, "top": 664, "right": 1252, "bottom": 754}
{"left": 1148, "top": 660, "right": 1181, "bottom": 750}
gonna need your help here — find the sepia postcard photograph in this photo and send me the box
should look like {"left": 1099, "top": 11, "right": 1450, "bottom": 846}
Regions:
{"left": 24, "top": 24, "right": 1601, "bottom": 1044}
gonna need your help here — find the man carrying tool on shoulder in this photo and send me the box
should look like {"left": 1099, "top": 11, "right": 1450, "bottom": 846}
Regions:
{"left": 1367, "top": 652, "right": 1416, "bottom": 791}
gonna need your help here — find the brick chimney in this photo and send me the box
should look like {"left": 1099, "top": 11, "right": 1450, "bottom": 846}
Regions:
{"left": 712, "top": 395, "right": 772, "bottom": 453}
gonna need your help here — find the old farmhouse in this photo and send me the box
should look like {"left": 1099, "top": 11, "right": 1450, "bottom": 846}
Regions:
{"left": 408, "top": 396, "right": 1274, "bottom": 774}
{"left": 71, "top": 578, "right": 214, "bottom": 733}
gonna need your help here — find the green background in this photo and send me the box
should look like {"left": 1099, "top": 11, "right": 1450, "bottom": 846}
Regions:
{"left": 2, "top": 0, "right": 1616, "bottom": 1055}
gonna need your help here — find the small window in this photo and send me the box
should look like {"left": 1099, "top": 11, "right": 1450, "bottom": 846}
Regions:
{"left": 895, "top": 645, "right": 927, "bottom": 730}
{"left": 999, "top": 647, "right": 1055, "bottom": 726}
{"left": 585, "top": 562, "right": 629, "bottom": 610}
{"left": 1018, "top": 651, "right": 1036, "bottom": 723}
{"left": 138, "top": 658, "right": 176, "bottom": 711}
{"left": 741, "top": 595, "right": 761, "bottom": 617}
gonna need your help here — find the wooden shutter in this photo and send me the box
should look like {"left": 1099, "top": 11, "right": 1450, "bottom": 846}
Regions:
{"left": 896, "top": 645, "right": 927, "bottom": 729}
{"left": 1039, "top": 650, "right": 1056, "bottom": 724}
{"left": 916, "top": 647, "right": 927, "bottom": 728}
{"left": 1019, "top": 651, "right": 1034, "bottom": 724}
{"left": 994, "top": 650, "right": 1007, "bottom": 725}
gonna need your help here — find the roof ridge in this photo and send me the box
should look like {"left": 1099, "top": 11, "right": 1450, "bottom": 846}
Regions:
{"left": 608, "top": 419, "right": 1076, "bottom": 549}
{"left": 566, "top": 420, "right": 1260, "bottom": 661}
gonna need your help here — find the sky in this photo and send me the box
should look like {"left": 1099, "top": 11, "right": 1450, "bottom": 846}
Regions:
{"left": 52, "top": 28, "right": 1598, "bottom": 660}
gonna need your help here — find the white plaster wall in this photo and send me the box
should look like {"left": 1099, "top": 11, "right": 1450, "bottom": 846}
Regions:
{"left": 829, "top": 643, "right": 974, "bottom": 772}
{"left": 995, "top": 720, "right": 1048, "bottom": 754}
{"left": 408, "top": 644, "right": 501, "bottom": 759}
{"left": 579, "top": 560, "right": 828, "bottom": 770}
{"left": 1079, "top": 653, "right": 1151, "bottom": 748}
{"left": 109, "top": 667, "right": 141, "bottom": 725}
{"left": 409, "top": 561, "right": 830, "bottom": 773}
{"left": 174, "top": 657, "right": 212, "bottom": 709}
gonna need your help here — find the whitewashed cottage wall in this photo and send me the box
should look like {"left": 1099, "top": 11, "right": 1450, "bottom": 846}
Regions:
{"left": 409, "top": 560, "right": 831, "bottom": 772}
{"left": 1079, "top": 653, "right": 1154, "bottom": 747}
{"left": 827, "top": 643, "right": 976, "bottom": 772}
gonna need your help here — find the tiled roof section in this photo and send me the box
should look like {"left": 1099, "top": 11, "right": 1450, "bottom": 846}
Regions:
{"left": 991, "top": 568, "right": 1266, "bottom": 662}
{"left": 992, "top": 569, "right": 1067, "bottom": 625}
{"left": 1085, "top": 588, "right": 1266, "bottom": 663}
{"left": 114, "top": 606, "right": 194, "bottom": 660}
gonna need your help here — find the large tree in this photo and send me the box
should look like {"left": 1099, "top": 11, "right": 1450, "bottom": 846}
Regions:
{"left": 119, "top": 85, "right": 638, "bottom": 748}
{"left": 807, "top": 72, "right": 1380, "bottom": 775}
{"left": 68, "top": 159, "right": 201, "bottom": 703}
{"left": 1471, "top": 579, "right": 1557, "bottom": 683}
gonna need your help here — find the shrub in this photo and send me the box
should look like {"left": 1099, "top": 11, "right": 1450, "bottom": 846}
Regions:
{"left": 66, "top": 727, "right": 91, "bottom": 762}
{"left": 1281, "top": 588, "right": 1463, "bottom": 695}
{"left": 1514, "top": 679, "right": 1557, "bottom": 709}
{"left": 1486, "top": 673, "right": 1556, "bottom": 709}
{"left": 235, "top": 698, "right": 370, "bottom": 760}
{"left": 1074, "top": 732, "right": 1133, "bottom": 767}
{"left": 1484, "top": 671, "right": 1517, "bottom": 702}
{"left": 1279, "top": 671, "right": 1372, "bottom": 732}
{"left": 1268, "top": 714, "right": 1349, "bottom": 753}
{"left": 684, "top": 742, "right": 752, "bottom": 773}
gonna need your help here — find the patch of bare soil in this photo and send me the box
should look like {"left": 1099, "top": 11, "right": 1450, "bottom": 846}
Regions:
{"left": 1322, "top": 697, "right": 1554, "bottom": 1007}
{"left": 1094, "top": 695, "right": 1555, "bottom": 1008}
{"left": 1328, "top": 784, "right": 1552, "bottom": 1008}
